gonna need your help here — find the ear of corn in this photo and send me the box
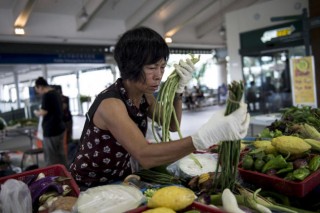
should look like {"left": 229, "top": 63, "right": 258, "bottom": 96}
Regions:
{"left": 304, "top": 139, "right": 320, "bottom": 151}
{"left": 296, "top": 123, "right": 320, "bottom": 140}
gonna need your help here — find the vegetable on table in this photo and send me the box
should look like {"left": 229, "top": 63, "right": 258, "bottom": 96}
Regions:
{"left": 253, "top": 140, "right": 277, "bottom": 154}
{"left": 295, "top": 123, "right": 320, "bottom": 140}
{"left": 237, "top": 187, "right": 313, "bottom": 213}
{"left": 143, "top": 207, "right": 176, "bottom": 213}
{"left": 134, "top": 169, "right": 184, "bottom": 185}
{"left": 264, "top": 106, "right": 320, "bottom": 136}
{"left": 261, "top": 155, "right": 287, "bottom": 174}
{"left": 213, "top": 80, "right": 244, "bottom": 192}
{"left": 242, "top": 155, "right": 254, "bottom": 170}
{"left": 271, "top": 136, "right": 311, "bottom": 155}
{"left": 28, "top": 175, "right": 70, "bottom": 205}
{"left": 304, "top": 138, "right": 320, "bottom": 151}
{"left": 292, "top": 158, "right": 308, "bottom": 169}
{"left": 292, "top": 168, "right": 310, "bottom": 181}
{"left": 254, "top": 158, "right": 266, "bottom": 172}
{"left": 221, "top": 188, "right": 245, "bottom": 213}
{"left": 210, "top": 187, "right": 314, "bottom": 213}
{"left": 147, "top": 185, "right": 196, "bottom": 211}
{"left": 276, "top": 162, "right": 293, "bottom": 175}
{"left": 308, "top": 155, "right": 320, "bottom": 171}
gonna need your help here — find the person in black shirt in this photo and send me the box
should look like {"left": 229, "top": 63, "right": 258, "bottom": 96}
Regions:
{"left": 34, "top": 77, "right": 67, "bottom": 167}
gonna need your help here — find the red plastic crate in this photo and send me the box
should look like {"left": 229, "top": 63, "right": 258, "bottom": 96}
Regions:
{"left": 126, "top": 201, "right": 227, "bottom": 213}
{"left": 0, "top": 164, "right": 80, "bottom": 197}
{"left": 238, "top": 165, "right": 320, "bottom": 197}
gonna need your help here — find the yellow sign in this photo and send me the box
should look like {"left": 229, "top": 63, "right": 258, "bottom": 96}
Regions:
{"left": 276, "top": 28, "right": 291, "bottom": 37}
{"left": 261, "top": 25, "right": 295, "bottom": 43}
{"left": 290, "top": 56, "right": 317, "bottom": 106}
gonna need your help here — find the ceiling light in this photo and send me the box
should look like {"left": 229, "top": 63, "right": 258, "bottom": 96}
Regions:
{"left": 80, "top": 7, "right": 89, "bottom": 22}
{"left": 14, "top": 27, "right": 25, "bottom": 35}
{"left": 165, "top": 37, "right": 172, "bottom": 43}
{"left": 219, "top": 26, "right": 226, "bottom": 37}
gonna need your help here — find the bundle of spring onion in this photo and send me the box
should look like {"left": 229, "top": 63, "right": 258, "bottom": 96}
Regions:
{"left": 151, "top": 54, "right": 200, "bottom": 142}
{"left": 213, "top": 80, "right": 244, "bottom": 192}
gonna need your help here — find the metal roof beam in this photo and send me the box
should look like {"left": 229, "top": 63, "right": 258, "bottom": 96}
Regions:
{"left": 164, "top": 0, "right": 218, "bottom": 37}
{"left": 13, "top": 0, "right": 37, "bottom": 27}
{"left": 76, "top": 0, "right": 108, "bottom": 31}
{"left": 126, "top": 0, "right": 169, "bottom": 30}
{"left": 195, "top": 0, "right": 259, "bottom": 39}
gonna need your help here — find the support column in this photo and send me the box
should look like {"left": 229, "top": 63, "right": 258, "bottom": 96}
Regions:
{"left": 13, "top": 70, "right": 21, "bottom": 109}
{"left": 110, "top": 65, "right": 117, "bottom": 83}
{"left": 42, "top": 65, "right": 48, "bottom": 82}
{"left": 76, "top": 71, "right": 82, "bottom": 115}
{"left": 309, "top": 0, "right": 320, "bottom": 106}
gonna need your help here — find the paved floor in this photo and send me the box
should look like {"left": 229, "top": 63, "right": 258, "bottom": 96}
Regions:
{"left": 2, "top": 103, "right": 263, "bottom": 173}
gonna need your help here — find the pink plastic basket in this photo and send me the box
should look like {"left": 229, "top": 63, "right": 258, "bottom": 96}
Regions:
{"left": 0, "top": 164, "right": 80, "bottom": 197}
{"left": 126, "top": 201, "right": 227, "bottom": 213}
{"left": 238, "top": 164, "right": 320, "bottom": 197}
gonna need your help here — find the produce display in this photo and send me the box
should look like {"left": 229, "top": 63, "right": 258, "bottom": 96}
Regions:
{"left": 1, "top": 93, "right": 320, "bottom": 212}
{"left": 239, "top": 138, "right": 320, "bottom": 187}
{"left": 129, "top": 106, "right": 320, "bottom": 212}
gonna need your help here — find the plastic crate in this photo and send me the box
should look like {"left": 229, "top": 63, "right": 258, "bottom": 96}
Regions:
{"left": 238, "top": 164, "right": 320, "bottom": 197}
{"left": 126, "top": 201, "right": 227, "bottom": 213}
{"left": 0, "top": 164, "right": 80, "bottom": 197}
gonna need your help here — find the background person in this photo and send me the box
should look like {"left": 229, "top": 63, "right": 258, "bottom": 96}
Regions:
{"left": 34, "top": 77, "right": 67, "bottom": 167}
{"left": 246, "top": 80, "right": 258, "bottom": 112}
{"left": 260, "top": 76, "right": 276, "bottom": 113}
{"left": 55, "top": 85, "right": 74, "bottom": 165}
{"left": 69, "top": 27, "right": 250, "bottom": 190}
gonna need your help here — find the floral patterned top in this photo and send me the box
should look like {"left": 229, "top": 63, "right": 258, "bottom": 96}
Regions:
{"left": 70, "top": 78, "right": 149, "bottom": 188}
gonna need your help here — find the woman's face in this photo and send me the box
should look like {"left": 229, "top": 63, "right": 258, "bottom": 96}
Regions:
{"left": 138, "top": 59, "right": 166, "bottom": 94}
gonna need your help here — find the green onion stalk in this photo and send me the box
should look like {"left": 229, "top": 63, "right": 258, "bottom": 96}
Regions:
{"left": 213, "top": 80, "right": 244, "bottom": 192}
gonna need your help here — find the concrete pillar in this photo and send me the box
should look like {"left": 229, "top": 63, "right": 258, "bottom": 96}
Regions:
{"left": 13, "top": 70, "right": 21, "bottom": 109}
{"left": 76, "top": 71, "right": 82, "bottom": 115}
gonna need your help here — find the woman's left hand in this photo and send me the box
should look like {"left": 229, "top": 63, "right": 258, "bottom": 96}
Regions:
{"left": 175, "top": 58, "right": 196, "bottom": 93}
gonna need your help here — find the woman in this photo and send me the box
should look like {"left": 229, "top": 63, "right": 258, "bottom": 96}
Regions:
{"left": 70, "top": 26, "right": 250, "bottom": 189}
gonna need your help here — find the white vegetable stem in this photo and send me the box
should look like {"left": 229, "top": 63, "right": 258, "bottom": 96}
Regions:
{"left": 222, "top": 188, "right": 245, "bottom": 213}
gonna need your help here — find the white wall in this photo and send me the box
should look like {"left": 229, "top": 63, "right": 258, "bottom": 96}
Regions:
{"left": 225, "top": 0, "right": 309, "bottom": 82}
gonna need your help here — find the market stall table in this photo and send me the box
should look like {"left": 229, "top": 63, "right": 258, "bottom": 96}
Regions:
{"left": 249, "top": 113, "right": 281, "bottom": 136}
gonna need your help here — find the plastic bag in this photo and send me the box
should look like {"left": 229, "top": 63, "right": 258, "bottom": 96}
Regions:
{"left": 73, "top": 184, "right": 145, "bottom": 213}
{"left": 167, "top": 153, "right": 220, "bottom": 178}
{"left": 0, "top": 179, "right": 32, "bottom": 213}
{"left": 36, "top": 116, "right": 44, "bottom": 141}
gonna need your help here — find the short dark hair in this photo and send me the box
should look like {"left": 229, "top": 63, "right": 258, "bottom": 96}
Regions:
{"left": 35, "top": 77, "right": 49, "bottom": 87}
{"left": 114, "top": 26, "right": 169, "bottom": 82}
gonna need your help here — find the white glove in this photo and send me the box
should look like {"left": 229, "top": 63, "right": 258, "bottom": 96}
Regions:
{"left": 174, "top": 58, "right": 195, "bottom": 93}
{"left": 191, "top": 103, "right": 250, "bottom": 150}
